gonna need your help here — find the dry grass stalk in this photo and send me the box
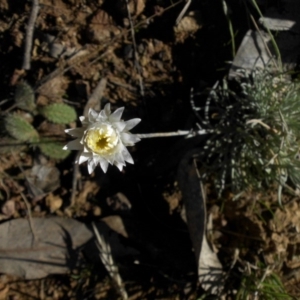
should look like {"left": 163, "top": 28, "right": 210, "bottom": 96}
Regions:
{"left": 92, "top": 222, "right": 128, "bottom": 299}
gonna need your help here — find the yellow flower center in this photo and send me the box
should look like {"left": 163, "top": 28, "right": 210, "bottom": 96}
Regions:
{"left": 85, "top": 125, "right": 119, "bottom": 155}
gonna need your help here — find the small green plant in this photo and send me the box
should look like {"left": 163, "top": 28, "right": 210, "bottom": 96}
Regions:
{"left": 3, "top": 82, "right": 77, "bottom": 159}
{"left": 195, "top": 69, "right": 300, "bottom": 200}
{"left": 236, "top": 266, "right": 293, "bottom": 300}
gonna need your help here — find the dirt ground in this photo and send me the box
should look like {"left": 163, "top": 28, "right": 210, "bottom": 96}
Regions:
{"left": 0, "top": 0, "right": 300, "bottom": 299}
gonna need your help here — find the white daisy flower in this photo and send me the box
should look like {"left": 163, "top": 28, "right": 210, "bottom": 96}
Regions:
{"left": 63, "top": 103, "right": 141, "bottom": 174}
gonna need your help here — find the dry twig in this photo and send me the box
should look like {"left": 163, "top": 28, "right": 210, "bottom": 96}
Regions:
{"left": 22, "top": 0, "right": 40, "bottom": 70}
{"left": 69, "top": 152, "right": 81, "bottom": 207}
{"left": 135, "top": 128, "right": 214, "bottom": 139}
{"left": 176, "top": 0, "right": 192, "bottom": 25}
{"left": 125, "top": 0, "right": 145, "bottom": 97}
{"left": 9, "top": 152, "right": 38, "bottom": 244}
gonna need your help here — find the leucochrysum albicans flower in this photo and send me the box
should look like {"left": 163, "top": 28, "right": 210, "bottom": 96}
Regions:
{"left": 63, "top": 103, "right": 141, "bottom": 174}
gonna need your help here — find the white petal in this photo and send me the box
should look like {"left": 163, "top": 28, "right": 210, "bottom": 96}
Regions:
{"left": 114, "top": 151, "right": 125, "bottom": 165}
{"left": 79, "top": 116, "right": 85, "bottom": 123}
{"left": 88, "top": 159, "right": 97, "bottom": 174}
{"left": 63, "top": 139, "right": 82, "bottom": 150}
{"left": 113, "top": 121, "right": 126, "bottom": 132}
{"left": 77, "top": 152, "right": 91, "bottom": 164}
{"left": 115, "top": 161, "right": 124, "bottom": 171}
{"left": 83, "top": 145, "right": 91, "bottom": 153}
{"left": 124, "top": 118, "right": 141, "bottom": 130}
{"left": 120, "top": 132, "right": 140, "bottom": 145}
{"left": 88, "top": 108, "right": 98, "bottom": 122}
{"left": 121, "top": 145, "right": 134, "bottom": 164}
{"left": 99, "top": 158, "right": 109, "bottom": 173}
{"left": 109, "top": 107, "right": 124, "bottom": 122}
{"left": 97, "top": 110, "right": 108, "bottom": 122}
{"left": 65, "top": 128, "right": 84, "bottom": 138}
{"left": 104, "top": 103, "right": 111, "bottom": 116}
{"left": 104, "top": 155, "right": 114, "bottom": 165}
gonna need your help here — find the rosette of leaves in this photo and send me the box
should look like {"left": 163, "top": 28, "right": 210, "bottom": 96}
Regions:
{"left": 194, "top": 69, "right": 300, "bottom": 199}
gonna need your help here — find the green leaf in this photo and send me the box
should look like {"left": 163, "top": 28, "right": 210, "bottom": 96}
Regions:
{"left": 5, "top": 114, "right": 39, "bottom": 143}
{"left": 39, "top": 139, "right": 70, "bottom": 159}
{"left": 40, "top": 103, "right": 77, "bottom": 124}
{"left": 15, "top": 82, "right": 36, "bottom": 112}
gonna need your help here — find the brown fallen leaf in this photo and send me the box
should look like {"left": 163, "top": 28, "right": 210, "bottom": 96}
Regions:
{"left": 45, "top": 193, "right": 63, "bottom": 213}
{"left": 102, "top": 215, "right": 129, "bottom": 238}
{"left": 75, "top": 180, "right": 100, "bottom": 206}
{"left": 106, "top": 192, "right": 132, "bottom": 212}
{"left": 37, "top": 76, "right": 70, "bottom": 103}
{"left": 178, "top": 149, "right": 224, "bottom": 295}
{"left": 87, "top": 10, "right": 120, "bottom": 44}
{"left": 0, "top": 217, "right": 93, "bottom": 279}
{"left": 174, "top": 11, "right": 202, "bottom": 43}
{"left": 1, "top": 199, "right": 15, "bottom": 217}
{"left": 0, "top": 283, "right": 9, "bottom": 300}
{"left": 26, "top": 165, "right": 60, "bottom": 200}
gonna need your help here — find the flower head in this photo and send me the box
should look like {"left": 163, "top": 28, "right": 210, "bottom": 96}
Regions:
{"left": 63, "top": 103, "right": 141, "bottom": 174}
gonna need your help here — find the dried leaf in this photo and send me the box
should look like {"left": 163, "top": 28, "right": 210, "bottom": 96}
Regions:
{"left": 229, "top": 30, "right": 272, "bottom": 79}
{"left": 178, "top": 150, "right": 224, "bottom": 295}
{"left": 102, "top": 215, "right": 129, "bottom": 238}
{"left": 26, "top": 165, "right": 60, "bottom": 198}
{"left": 1, "top": 200, "right": 15, "bottom": 217}
{"left": 45, "top": 193, "right": 63, "bottom": 212}
{"left": 106, "top": 192, "right": 132, "bottom": 212}
{"left": 174, "top": 11, "right": 202, "bottom": 43}
{"left": 37, "top": 76, "right": 69, "bottom": 102}
{"left": 0, "top": 283, "right": 9, "bottom": 300}
{"left": 0, "top": 217, "right": 93, "bottom": 279}
{"left": 88, "top": 10, "right": 120, "bottom": 43}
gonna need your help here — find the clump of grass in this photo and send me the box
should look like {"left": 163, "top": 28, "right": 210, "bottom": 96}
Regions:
{"left": 196, "top": 69, "right": 300, "bottom": 199}
{"left": 236, "top": 265, "right": 294, "bottom": 300}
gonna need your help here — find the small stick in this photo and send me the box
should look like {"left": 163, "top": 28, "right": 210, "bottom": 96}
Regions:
{"left": 135, "top": 129, "right": 214, "bottom": 139}
{"left": 10, "top": 151, "right": 37, "bottom": 243}
{"left": 22, "top": 0, "right": 40, "bottom": 70}
{"left": 176, "top": 0, "right": 192, "bottom": 25}
{"left": 20, "top": 191, "right": 37, "bottom": 244}
{"left": 70, "top": 152, "right": 81, "bottom": 207}
{"left": 125, "top": 0, "right": 145, "bottom": 97}
{"left": 246, "top": 119, "right": 278, "bottom": 133}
